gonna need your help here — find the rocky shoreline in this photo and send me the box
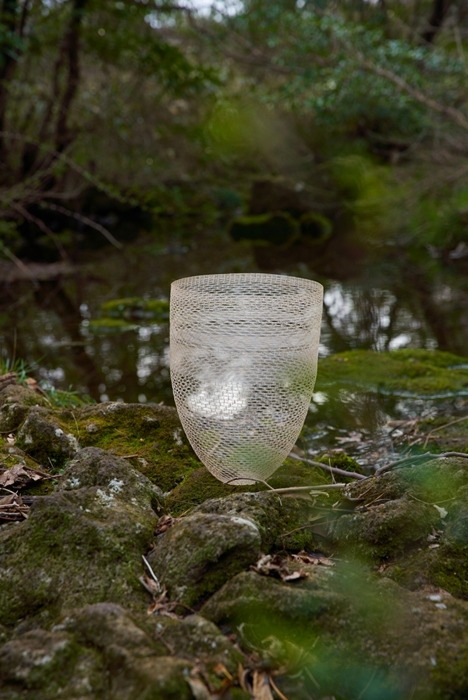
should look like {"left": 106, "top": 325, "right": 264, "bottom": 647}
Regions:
{"left": 1, "top": 351, "right": 468, "bottom": 699}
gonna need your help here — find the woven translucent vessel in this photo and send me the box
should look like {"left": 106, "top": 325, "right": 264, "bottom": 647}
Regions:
{"left": 170, "top": 273, "right": 323, "bottom": 484}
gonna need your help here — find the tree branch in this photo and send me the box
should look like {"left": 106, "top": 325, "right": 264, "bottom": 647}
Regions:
{"left": 357, "top": 54, "right": 468, "bottom": 132}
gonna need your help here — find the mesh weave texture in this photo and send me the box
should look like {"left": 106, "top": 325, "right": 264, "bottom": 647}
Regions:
{"left": 170, "top": 273, "right": 323, "bottom": 484}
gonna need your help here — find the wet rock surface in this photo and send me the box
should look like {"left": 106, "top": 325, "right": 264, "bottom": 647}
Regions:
{"left": 0, "top": 354, "right": 468, "bottom": 699}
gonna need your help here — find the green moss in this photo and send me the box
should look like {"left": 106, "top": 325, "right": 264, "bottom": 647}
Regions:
{"left": 0, "top": 630, "right": 100, "bottom": 697}
{"left": 164, "top": 467, "right": 250, "bottom": 515}
{"left": 412, "top": 414, "right": 468, "bottom": 454}
{"left": 229, "top": 212, "right": 300, "bottom": 246}
{"left": 317, "top": 348, "right": 468, "bottom": 397}
{"left": 429, "top": 547, "right": 468, "bottom": 599}
{"left": 267, "top": 455, "right": 331, "bottom": 489}
{"left": 0, "top": 484, "right": 156, "bottom": 627}
{"left": 14, "top": 408, "right": 79, "bottom": 472}
{"left": 0, "top": 384, "right": 48, "bottom": 433}
{"left": 100, "top": 297, "right": 169, "bottom": 321}
{"left": 299, "top": 211, "right": 333, "bottom": 242}
{"left": 397, "top": 459, "right": 468, "bottom": 502}
{"left": 164, "top": 453, "right": 332, "bottom": 518}
{"left": 387, "top": 543, "right": 468, "bottom": 600}
{"left": 87, "top": 318, "right": 139, "bottom": 333}
{"left": 331, "top": 497, "right": 440, "bottom": 560}
{"left": 275, "top": 505, "right": 329, "bottom": 552}
{"left": 58, "top": 403, "right": 198, "bottom": 492}
{"left": 316, "top": 451, "right": 363, "bottom": 473}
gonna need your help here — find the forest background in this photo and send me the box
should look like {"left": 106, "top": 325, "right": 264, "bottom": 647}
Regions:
{"left": 0, "top": 0, "right": 467, "bottom": 265}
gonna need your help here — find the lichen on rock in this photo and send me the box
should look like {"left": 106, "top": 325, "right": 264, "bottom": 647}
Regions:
{"left": 147, "top": 511, "right": 262, "bottom": 606}
{"left": 0, "top": 448, "right": 161, "bottom": 627}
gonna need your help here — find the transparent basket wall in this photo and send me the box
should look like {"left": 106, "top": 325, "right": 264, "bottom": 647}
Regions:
{"left": 170, "top": 273, "right": 323, "bottom": 484}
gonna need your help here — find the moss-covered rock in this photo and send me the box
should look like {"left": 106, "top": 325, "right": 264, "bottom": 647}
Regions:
{"left": 299, "top": 210, "right": 333, "bottom": 243}
{"left": 201, "top": 566, "right": 468, "bottom": 700}
{"left": 330, "top": 495, "right": 440, "bottom": 559}
{"left": 87, "top": 318, "right": 140, "bottom": 333}
{"left": 317, "top": 348, "right": 468, "bottom": 397}
{"left": 0, "top": 620, "right": 192, "bottom": 700}
{"left": 229, "top": 212, "right": 300, "bottom": 246}
{"left": 15, "top": 407, "right": 80, "bottom": 470}
{"left": 57, "top": 402, "right": 200, "bottom": 492}
{"left": 0, "top": 383, "right": 48, "bottom": 432}
{"left": 1, "top": 361, "right": 468, "bottom": 699}
{"left": 164, "top": 454, "right": 332, "bottom": 516}
{"left": 195, "top": 490, "right": 326, "bottom": 552}
{"left": 164, "top": 466, "right": 247, "bottom": 514}
{"left": 201, "top": 569, "right": 342, "bottom": 627}
{"left": 152, "top": 614, "right": 243, "bottom": 673}
{"left": 147, "top": 511, "right": 262, "bottom": 606}
{"left": 0, "top": 627, "right": 98, "bottom": 699}
{"left": 0, "top": 448, "right": 160, "bottom": 627}
{"left": 100, "top": 296, "right": 169, "bottom": 321}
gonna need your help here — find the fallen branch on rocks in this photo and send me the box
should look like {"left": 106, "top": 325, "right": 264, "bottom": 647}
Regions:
{"left": 0, "top": 488, "right": 29, "bottom": 521}
{"left": 254, "top": 450, "right": 468, "bottom": 498}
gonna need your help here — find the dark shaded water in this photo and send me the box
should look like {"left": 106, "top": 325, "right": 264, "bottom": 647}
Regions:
{"left": 1, "top": 228, "right": 467, "bottom": 462}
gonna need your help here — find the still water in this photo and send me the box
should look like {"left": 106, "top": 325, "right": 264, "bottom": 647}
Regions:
{"left": 1, "top": 227, "right": 467, "bottom": 463}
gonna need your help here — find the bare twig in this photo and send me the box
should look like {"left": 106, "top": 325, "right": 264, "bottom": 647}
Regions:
{"left": 43, "top": 202, "right": 123, "bottom": 250}
{"left": 357, "top": 54, "right": 468, "bottom": 132}
{"left": 375, "top": 450, "right": 468, "bottom": 476}
{"left": 11, "top": 202, "right": 68, "bottom": 260}
{"left": 142, "top": 554, "right": 161, "bottom": 592}
{"left": 288, "top": 452, "right": 367, "bottom": 480}
{"left": 267, "top": 483, "right": 346, "bottom": 495}
{"left": 423, "top": 416, "right": 468, "bottom": 448}
{"left": 0, "top": 244, "right": 39, "bottom": 287}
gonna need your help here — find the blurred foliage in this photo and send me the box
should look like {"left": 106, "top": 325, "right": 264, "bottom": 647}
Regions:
{"left": 0, "top": 0, "right": 467, "bottom": 253}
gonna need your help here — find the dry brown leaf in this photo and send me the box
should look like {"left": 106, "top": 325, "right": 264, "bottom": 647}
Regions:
{"left": 139, "top": 573, "right": 161, "bottom": 597}
{"left": 0, "top": 492, "right": 29, "bottom": 521}
{"left": 0, "top": 494, "right": 16, "bottom": 507}
{"left": 269, "top": 676, "right": 291, "bottom": 700}
{"left": 0, "top": 464, "right": 49, "bottom": 488}
{"left": 212, "top": 662, "right": 233, "bottom": 681}
{"left": 238, "top": 664, "right": 250, "bottom": 693}
{"left": 144, "top": 584, "right": 182, "bottom": 618}
{"left": 156, "top": 514, "right": 176, "bottom": 535}
{"left": 252, "top": 670, "right": 274, "bottom": 700}
{"left": 0, "top": 464, "right": 36, "bottom": 487}
{"left": 187, "top": 675, "right": 214, "bottom": 700}
{"left": 25, "top": 377, "right": 48, "bottom": 396}
{"left": 291, "top": 552, "right": 334, "bottom": 567}
{"left": 252, "top": 553, "right": 309, "bottom": 582}
{"left": 239, "top": 666, "right": 275, "bottom": 700}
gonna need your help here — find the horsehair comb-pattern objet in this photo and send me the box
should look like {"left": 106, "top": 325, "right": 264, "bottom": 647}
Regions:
{"left": 170, "top": 273, "right": 323, "bottom": 484}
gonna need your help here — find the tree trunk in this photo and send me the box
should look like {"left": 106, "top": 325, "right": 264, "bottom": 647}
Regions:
{"left": 54, "top": 0, "right": 88, "bottom": 152}
{"left": 422, "top": 0, "right": 452, "bottom": 44}
{"left": 0, "top": 0, "right": 23, "bottom": 163}
{"left": 22, "top": 0, "right": 88, "bottom": 178}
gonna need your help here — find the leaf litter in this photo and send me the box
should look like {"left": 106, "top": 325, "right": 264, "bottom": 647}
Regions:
{"left": 251, "top": 552, "right": 334, "bottom": 582}
{"left": 0, "top": 463, "right": 53, "bottom": 522}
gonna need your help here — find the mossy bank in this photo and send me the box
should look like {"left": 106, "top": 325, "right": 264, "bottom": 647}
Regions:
{"left": 0, "top": 348, "right": 467, "bottom": 699}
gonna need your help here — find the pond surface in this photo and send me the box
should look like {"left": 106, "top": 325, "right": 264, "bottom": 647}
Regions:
{"left": 1, "top": 227, "right": 467, "bottom": 465}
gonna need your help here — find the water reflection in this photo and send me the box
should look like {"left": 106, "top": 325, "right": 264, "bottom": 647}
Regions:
{"left": 1, "top": 231, "right": 467, "bottom": 409}
{"left": 321, "top": 283, "right": 426, "bottom": 353}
